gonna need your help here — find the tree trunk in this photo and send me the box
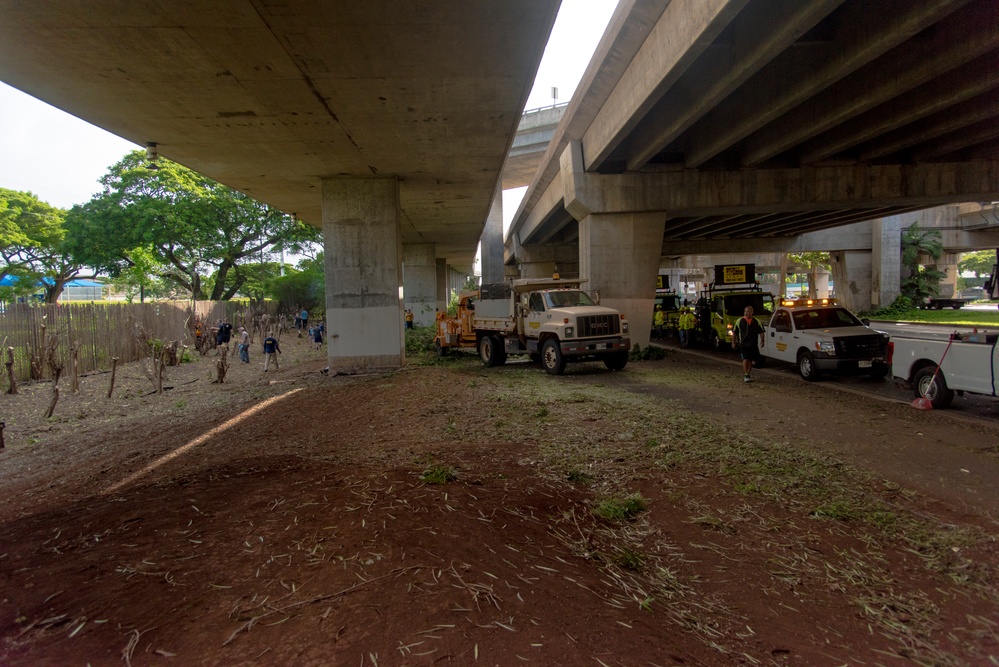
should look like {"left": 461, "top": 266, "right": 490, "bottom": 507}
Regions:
{"left": 70, "top": 339, "right": 81, "bottom": 393}
{"left": 43, "top": 367, "right": 62, "bottom": 419}
{"left": 43, "top": 385, "right": 59, "bottom": 419}
{"left": 5, "top": 347, "right": 17, "bottom": 395}
{"left": 107, "top": 357, "right": 119, "bottom": 398}
{"left": 214, "top": 345, "right": 230, "bottom": 384}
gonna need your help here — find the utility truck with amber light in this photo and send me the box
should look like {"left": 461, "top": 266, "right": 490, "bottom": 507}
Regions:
{"left": 433, "top": 278, "right": 630, "bottom": 375}
{"left": 760, "top": 298, "right": 891, "bottom": 381}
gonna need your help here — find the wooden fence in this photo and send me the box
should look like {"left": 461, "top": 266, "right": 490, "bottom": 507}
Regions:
{"left": 0, "top": 301, "right": 262, "bottom": 384}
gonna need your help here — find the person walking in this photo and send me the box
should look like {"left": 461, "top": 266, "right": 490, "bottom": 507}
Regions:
{"left": 732, "top": 305, "right": 765, "bottom": 382}
{"left": 653, "top": 305, "right": 665, "bottom": 340}
{"left": 237, "top": 326, "right": 250, "bottom": 363}
{"left": 262, "top": 333, "right": 281, "bottom": 371}
{"left": 299, "top": 308, "right": 309, "bottom": 338}
{"left": 312, "top": 324, "right": 323, "bottom": 350}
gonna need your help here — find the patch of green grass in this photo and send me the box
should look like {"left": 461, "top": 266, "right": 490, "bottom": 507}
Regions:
{"left": 810, "top": 500, "right": 860, "bottom": 521}
{"left": 612, "top": 547, "right": 645, "bottom": 570}
{"left": 174, "top": 399, "right": 187, "bottom": 409}
{"left": 535, "top": 405, "right": 549, "bottom": 418}
{"left": 566, "top": 469, "right": 593, "bottom": 484}
{"left": 420, "top": 464, "right": 458, "bottom": 485}
{"left": 594, "top": 493, "right": 647, "bottom": 521}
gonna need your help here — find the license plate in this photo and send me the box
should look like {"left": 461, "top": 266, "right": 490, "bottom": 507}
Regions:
{"left": 596, "top": 343, "right": 607, "bottom": 350}
{"left": 858, "top": 360, "right": 872, "bottom": 368}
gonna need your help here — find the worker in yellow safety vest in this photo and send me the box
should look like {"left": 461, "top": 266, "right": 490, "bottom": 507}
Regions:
{"left": 653, "top": 305, "right": 665, "bottom": 339}
{"left": 678, "top": 307, "right": 697, "bottom": 348}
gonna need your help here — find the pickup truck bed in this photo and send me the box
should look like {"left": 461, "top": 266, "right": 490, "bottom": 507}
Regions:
{"left": 891, "top": 333, "right": 998, "bottom": 407}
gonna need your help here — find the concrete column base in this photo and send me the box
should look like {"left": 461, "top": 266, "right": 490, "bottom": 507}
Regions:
{"left": 579, "top": 212, "right": 666, "bottom": 348}
{"left": 403, "top": 243, "right": 437, "bottom": 326}
{"left": 830, "top": 250, "right": 873, "bottom": 312}
{"left": 323, "top": 177, "right": 405, "bottom": 373}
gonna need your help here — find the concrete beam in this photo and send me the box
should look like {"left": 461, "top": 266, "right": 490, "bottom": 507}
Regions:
{"left": 561, "top": 142, "right": 999, "bottom": 216}
{"left": 582, "top": 0, "right": 747, "bottom": 171}
{"left": 663, "top": 221, "right": 874, "bottom": 254}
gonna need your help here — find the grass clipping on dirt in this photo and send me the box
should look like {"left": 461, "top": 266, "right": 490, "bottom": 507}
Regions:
{"left": 425, "top": 356, "right": 998, "bottom": 665}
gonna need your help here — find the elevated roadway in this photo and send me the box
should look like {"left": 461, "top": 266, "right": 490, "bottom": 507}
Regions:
{"left": 507, "top": 0, "right": 999, "bottom": 339}
{"left": 0, "top": 1, "right": 559, "bottom": 371}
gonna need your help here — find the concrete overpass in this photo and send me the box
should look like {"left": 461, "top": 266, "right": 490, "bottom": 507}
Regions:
{"left": 507, "top": 0, "right": 999, "bottom": 340}
{"left": 0, "top": 1, "right": 559, "bottom": 372}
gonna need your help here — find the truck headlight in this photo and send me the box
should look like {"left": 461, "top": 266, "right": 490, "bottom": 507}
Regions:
{"left": 564, "top": 326, "right": 574, "bottom": 338}
{"left": 815, "top": 341, "right": 835, "bottom": 355}
{"left": 622, "top": 322, "right": 628, "bottom": 333}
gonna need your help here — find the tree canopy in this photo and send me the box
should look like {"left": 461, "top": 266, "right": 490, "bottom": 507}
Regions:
{"left": 0, "top": 188, "right": 85, "bottom": 302}
{"left": 64, "top": 150, "right": 321, "bottom": 300}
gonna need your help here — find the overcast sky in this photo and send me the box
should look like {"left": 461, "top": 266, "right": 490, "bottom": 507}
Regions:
{"left": 0, "top": 1, "right": 618, "bottom": 213}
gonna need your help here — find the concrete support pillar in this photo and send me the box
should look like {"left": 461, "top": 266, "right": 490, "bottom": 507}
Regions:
{"left": 480, "top": 184, "right": 505, "bottom": 284}
{"left": 829, "top": 250, "right": 873, "bottom": 312}
{"left": 322, "top": 177, "right": 404, "bottom": 373}
{"left": 579, "top": 212, "right": 667, "bottom": 348}
{"left": 403, "top": 243, "right": 437, "bottom": 326}
{"left": 934, "top": 252, "right": 961, "bottom": 298}
{"left": 808, "top": 267, "right": 830, "bottom": 298}
{"left": 435, "top": 259, "right": 448, "bottom": 314}
{"left": 872, "top": 217, "right": 902, "bottom": 308}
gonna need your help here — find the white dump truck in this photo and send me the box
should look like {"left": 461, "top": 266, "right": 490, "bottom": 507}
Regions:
{"left": 434, "top": 278, "right": 631, "bottom": 375}
{"left": 891, "top": 331, "right": 999, "bottom": 408}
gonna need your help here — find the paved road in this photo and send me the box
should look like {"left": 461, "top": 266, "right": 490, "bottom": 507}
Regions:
{"left": 662, "top": 340, "right": 999, "bottom": 424}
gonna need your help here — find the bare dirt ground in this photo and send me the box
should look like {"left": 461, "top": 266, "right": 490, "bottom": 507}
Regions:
{"left": 1, "top": 336, "right": 998, "bottom": 666}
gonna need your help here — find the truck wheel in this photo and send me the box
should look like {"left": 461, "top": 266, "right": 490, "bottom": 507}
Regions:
{"left": 541, "top": 338, "right": 566, "bottom": 375}
{"left": 797, "top": 351, "right": 821, "bottom": 381}
{"left": 913, "top": 367, "right": 954, "bottom": 408}
{"left": 603, "top": 351, "right": 628, "bottom": 371}
{"left": 478, "top": 335, "right": 504, "bottom": 367}
{"left": 435, "top": 339, "right": 448, "bottom": 357}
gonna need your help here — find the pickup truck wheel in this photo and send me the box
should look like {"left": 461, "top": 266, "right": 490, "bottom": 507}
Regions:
{"left": 797, "top": 351, "right": 821, "bottom": 381}
{"left": 541, "top": 338, "right": 566, "bottom": 376}
{"left": 603, "top": 351, "right": 628, "bottom": 371}
{"left": 478, "top": 335, "right": 503, "bottom": 367}
{"left": 913, "top": 367, "right": 955, "bottom": 408}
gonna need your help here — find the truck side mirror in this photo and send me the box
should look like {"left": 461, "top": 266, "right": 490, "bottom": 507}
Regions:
{"left": 594, "top": 291, "right": 600, "bottom": 305}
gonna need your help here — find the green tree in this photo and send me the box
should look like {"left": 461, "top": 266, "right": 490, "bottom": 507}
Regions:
{"left": 268, "top": 255, "right": 325, "bottom": 313}
{"left": 900, "top": 222, "right": 945, "bottom": 302}
{"left": 0, "top": 188, "right": 86, "bottom": 303}
{"left": 64, "top": 151, "right": 321, "bottom": 300}
{"left": 958, "top": 249, "right": 998, "bottom": 277}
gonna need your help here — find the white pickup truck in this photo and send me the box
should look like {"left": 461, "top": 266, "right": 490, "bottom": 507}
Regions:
{"left": 891, "top": 332, "right": 999, "bottom": 408}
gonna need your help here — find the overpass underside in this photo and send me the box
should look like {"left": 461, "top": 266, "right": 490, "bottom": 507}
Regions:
{"left": 509, "top": 0, "right": 999, "bottom": 338}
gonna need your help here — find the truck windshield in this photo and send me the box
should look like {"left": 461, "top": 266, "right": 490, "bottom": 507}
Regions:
{"left": 723, "top": 293, "right": 773, "bottom": 316}
{"left": 792, "top": 307, "right": 862, "bottom": 330}
{"left": 544, "top": 290, "right": 596, "bottom": 308}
